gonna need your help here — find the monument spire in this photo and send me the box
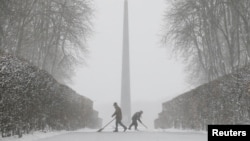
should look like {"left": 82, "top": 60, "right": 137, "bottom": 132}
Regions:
{"left": 121, "top": 0, "right": 131, "bottom": 124}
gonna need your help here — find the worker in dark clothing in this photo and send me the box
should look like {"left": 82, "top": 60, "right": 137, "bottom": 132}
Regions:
{"left": 112, "top": 102, "right": 127, "bottom": 132}
{"left": 128, "top": 110, "right": 143, "bottom": 130}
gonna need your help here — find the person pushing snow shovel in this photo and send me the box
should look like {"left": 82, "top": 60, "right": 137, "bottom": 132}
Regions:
{"left": 128, "top": 110, "right": 146, "bottom": 131}
{"left": 112, "top": 102, "right": 127, "bottom": 132}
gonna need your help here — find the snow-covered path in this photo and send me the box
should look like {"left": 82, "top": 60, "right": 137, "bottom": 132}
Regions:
{"left": 1, "top": 129, "right": 207, "bottom": 141}
{"left": 36, "top": 130, "right": 207, "bottom": 141}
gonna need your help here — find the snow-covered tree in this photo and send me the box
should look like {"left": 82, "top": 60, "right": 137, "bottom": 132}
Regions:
{"left": 162, "top": 0, "right": 250, "bottom": 85}
{"left": 0, "top": 0, "right": 93, "bottom": 84}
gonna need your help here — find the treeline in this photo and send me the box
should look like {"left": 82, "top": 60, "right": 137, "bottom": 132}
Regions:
{"left": 163, "top": 0, "right": 250, "bottom": 85}
{"left": 0, "top": 54, "right": 102, "bottom": 137}
{"left": 155, "top": 66, "right": 250, "bottom": 130}
{"left": 0, "top": 0, "right": 93, "bottom": 84}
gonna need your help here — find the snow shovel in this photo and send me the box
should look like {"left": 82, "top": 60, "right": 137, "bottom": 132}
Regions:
{"left": 97, "top": 118, "right": 115, "bottom": 132}
{"left": 140, "top": 122, "right": 148, "bottom": 129}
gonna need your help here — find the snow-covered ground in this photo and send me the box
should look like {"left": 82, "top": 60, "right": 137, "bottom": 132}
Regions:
{"left": 0, "top": 128, "right": 207, "bottom": 141}
{"left": 0, "top": 130, "right": 70, "bottom": 141}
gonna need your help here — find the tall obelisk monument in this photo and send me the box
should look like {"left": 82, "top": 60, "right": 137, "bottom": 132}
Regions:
{"left": 121, "top": 0, "right": 131, "bottom": 124}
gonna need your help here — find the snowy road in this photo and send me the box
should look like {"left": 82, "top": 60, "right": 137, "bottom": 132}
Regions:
{"left": 36, "top": 130, "right": 207, "bottom": 141}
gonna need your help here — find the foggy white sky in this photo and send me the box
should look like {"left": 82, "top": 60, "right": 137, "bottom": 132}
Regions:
{"left": 70, "top": 0, "right": 188, "bottom": 105}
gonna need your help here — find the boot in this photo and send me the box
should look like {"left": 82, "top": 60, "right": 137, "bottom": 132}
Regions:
{"left": 124, "top": 127, "right": 127, "bottom": 132}
{"left": 113, "top": 128, "right": 118, "bottom": 132}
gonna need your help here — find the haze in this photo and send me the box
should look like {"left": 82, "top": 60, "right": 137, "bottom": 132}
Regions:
{"left": 69, "top": 0, "right": 189, "bottom": 128}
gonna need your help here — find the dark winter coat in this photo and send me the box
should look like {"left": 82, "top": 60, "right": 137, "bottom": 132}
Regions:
{"left": 112, "top": 106, "right": 122, "bottom": 121}
{"left": 132, "top": 112, "right": 142, "bottom": 123}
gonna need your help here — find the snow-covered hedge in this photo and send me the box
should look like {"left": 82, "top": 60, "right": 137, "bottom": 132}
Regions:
{"left": 0, "top": 54, "right": 102, "bottom": 137}
{"left": 155, "top": 68, "right": 250, "bottom": 130}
